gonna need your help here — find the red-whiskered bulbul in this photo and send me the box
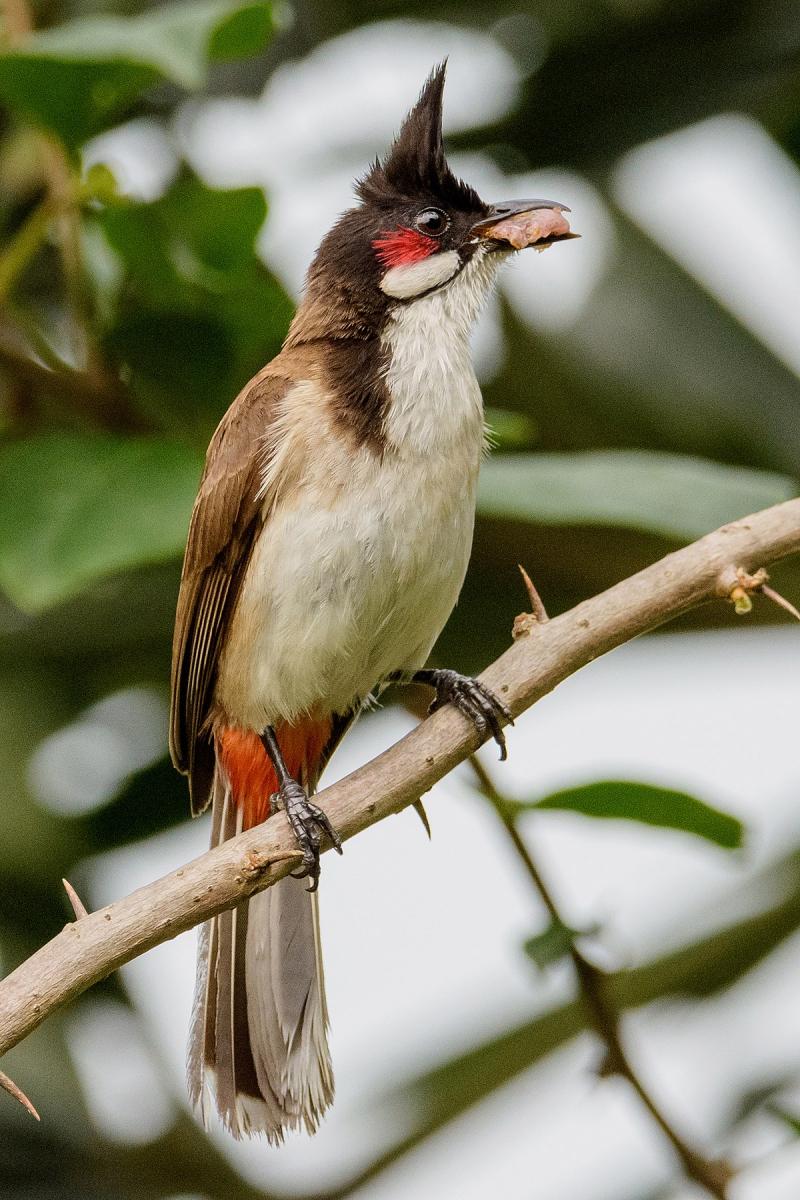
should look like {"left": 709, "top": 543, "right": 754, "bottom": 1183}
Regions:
{"left": 170, "top": 63, "right": 574, "bottom": 1142}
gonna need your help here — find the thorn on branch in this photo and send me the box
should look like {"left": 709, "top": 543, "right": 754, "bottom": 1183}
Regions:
{"left": 62, "top": 878, "right": 89, "bottom": 920}
{"left": 513, "top": 564, "right": 549, "bottom": 639}
{"left": 0, "top": 1068, "right": 40, "bottom": 1121}
{"left": 412, "top": 799, "right": 432, "bottom": 839}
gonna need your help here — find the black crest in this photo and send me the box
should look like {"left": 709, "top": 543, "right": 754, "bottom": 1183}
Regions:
{"left": 356, "top": 63, "right": 484, "bottom": 212}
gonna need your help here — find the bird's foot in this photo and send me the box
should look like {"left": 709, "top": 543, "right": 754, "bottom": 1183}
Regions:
{"left": 272, "top": 780, "right": 342, "bottom": 892}
{"left": 421, "top": 668, "right": 513, "bottom": 761}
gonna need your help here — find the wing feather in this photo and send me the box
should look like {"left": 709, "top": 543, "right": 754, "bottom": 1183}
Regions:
{"left": 169, "top": 369, "right": 292, "bottom": 812}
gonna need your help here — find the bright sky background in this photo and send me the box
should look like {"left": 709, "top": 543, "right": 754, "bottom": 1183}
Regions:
{"left": 70, "top": 17, "right": 800, "bottom": 1200}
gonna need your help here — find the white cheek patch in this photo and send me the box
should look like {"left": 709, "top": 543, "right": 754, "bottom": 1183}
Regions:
{"left": 380, "top": 249, "right": 461, "bottom": 299}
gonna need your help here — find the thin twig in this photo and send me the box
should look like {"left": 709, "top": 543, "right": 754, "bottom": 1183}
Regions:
{"left": 469, "top": 754, "right": 733, "bottom": 1198}
{"left": 761, "top": 584, "right": 800, "bottom": 623}
{"left": 0, "top": 501, "right": 799, "bottom": 1083}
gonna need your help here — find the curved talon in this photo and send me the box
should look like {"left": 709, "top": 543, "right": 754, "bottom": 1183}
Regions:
{"left": 424, "top": 669, "right": 512, "bottom": 761}
{"left": 276, "top": 780, "right": 342, "bottom": 893}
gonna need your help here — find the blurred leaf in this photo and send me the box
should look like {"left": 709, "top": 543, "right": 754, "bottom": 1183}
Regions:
{"left": 727, "top": 1075, "right": 800, "bottom": 1128}
{"left": 107, "top": 311, "right": 236, "bottom": 432}
{"left": 523, "top": 919, "right": 583, "bottom": 968}
{"left": 484, "top": 406, "right": 537, "bottom": 450}
{"left": 481, "top": 0, "right": 800, "bottom": 169}
{"left": 518, "top": 780, "right": 744, "bottom": 850}
{"left": 0, "top": 561, "right": 179, "bottom": 670}
{"left": 99, "top": 176, "right": 268, "bottom": 283}
{"left": 0, "top": 1, "right": 274, "bottom": 148}
{"left": 478, "top": 451, "right": 796, "bottom": 541}
{"left": 0, "top": 434, "right": 201, "bottom": 611}
{"left": 82, "top": 162, "right": 120, "bottom": 204}
{"left": 0, "top": 666, "right": 81, "bottom": 875}
{"left": 768, "top": 1103, "right": 800, "bottom": 1137}
{"left": 767, "top": 1104, "right": 800, "bottom": 1132}
{"left": 81, "top": 757, "right": 186, "bottom": 852}
{"left": 95, "top": 174, "right": 292, "bottom": 435}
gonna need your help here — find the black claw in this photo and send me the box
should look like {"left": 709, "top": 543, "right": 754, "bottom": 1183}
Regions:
{"left": 307, "top": 800, "right": 344, "bottom": 856}
{"left": 482, "top": 706, "right": 508, "bottom": 761}
{"left": 424, "top": 669, "right": 512, "bottom": 760}
{"left": 275, "top": 780, "right": 342, "bottom": 892}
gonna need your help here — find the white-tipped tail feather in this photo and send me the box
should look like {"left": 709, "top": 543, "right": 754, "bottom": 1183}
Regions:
{"left": 187, "top": 769, "right": 333, "bottom": 1141}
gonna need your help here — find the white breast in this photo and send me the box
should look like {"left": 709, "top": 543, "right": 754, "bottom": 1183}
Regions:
{"left": 216, "top": 251, "right": 501, "bottom": 729}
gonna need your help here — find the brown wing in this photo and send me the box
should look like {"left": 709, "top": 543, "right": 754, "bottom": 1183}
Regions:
{"left": 170, "top": 369, "right": 289, "bottom": 814}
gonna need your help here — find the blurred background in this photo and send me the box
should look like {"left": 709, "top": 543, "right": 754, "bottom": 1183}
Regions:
{"left": 2, "top": 1, "right": 800, "bottom": 1197}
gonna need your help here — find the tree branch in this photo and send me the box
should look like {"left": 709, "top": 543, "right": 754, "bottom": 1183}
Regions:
{"left": 1, "top": 499, "right": 799, "bottom": 1071}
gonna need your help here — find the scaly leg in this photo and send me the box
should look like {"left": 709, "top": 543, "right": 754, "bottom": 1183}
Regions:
{"left": 261, "top": 726, "right": 342, "bottom": 892}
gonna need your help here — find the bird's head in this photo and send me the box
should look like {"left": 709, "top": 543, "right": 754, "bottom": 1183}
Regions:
{"left": 300, "top": 63, "right": 575, "bottom": 328}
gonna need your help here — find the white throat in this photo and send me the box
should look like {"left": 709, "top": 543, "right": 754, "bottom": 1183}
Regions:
{"left": 380, "top": 247, "right": 502, "bottom": 454}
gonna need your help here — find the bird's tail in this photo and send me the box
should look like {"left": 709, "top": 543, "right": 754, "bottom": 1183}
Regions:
{"left": 187, "top": 719, "right": 334, "bottom": 1141}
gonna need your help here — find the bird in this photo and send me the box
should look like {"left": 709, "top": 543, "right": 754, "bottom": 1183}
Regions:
{"left": 169, "top": 62, "right": 575, "bottom": 1143}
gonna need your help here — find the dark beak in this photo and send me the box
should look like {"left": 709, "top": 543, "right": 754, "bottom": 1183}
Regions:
{"left": 471, "top": 199, "right": 578, "bottom": 250}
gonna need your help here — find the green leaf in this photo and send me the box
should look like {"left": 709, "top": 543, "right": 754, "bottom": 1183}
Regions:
{"left": 82, "top": 161, "right": 121, "bottom": 203}
{"left": 523, "top": 919, "right": 588, "bottom": 969}
{"left": 522, "top": 780, "right": 744, "bottom": 850}
{"left": 484, "top": 407, "right": 538, "bottom": 450}
{"left": 99, "top": 176, "right": 268, "bottom": 283}
{"left": 478, "top": 451, "right": 796, "bottom": 541}
{"left": 0, "top": 434, "right": 202, "bottom": 612}
{"left": 0, "top": 1, "right": 274, "bottom": 148}
{"left": 768, "top": 1104, "right": 800, "bottom": 1138}
{"left": 93, "top": 174, "right": 292, "bottom": 436}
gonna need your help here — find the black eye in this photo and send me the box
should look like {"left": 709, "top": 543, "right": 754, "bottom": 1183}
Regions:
{"left": 414, "top": 207, "right": 449, "bottom": 237}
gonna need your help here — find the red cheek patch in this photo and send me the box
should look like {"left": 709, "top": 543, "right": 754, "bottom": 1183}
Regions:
{"left": 372, "top": 227, "right": 437, "bottom": 268}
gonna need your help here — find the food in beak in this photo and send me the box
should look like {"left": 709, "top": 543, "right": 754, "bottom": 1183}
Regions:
{"left": 480, "top": 207, "right": 574, "bottom": 250}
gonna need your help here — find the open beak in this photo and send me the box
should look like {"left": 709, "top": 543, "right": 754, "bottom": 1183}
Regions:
{"left": 471, "top": 199, "right": 578, "bottom": 250}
